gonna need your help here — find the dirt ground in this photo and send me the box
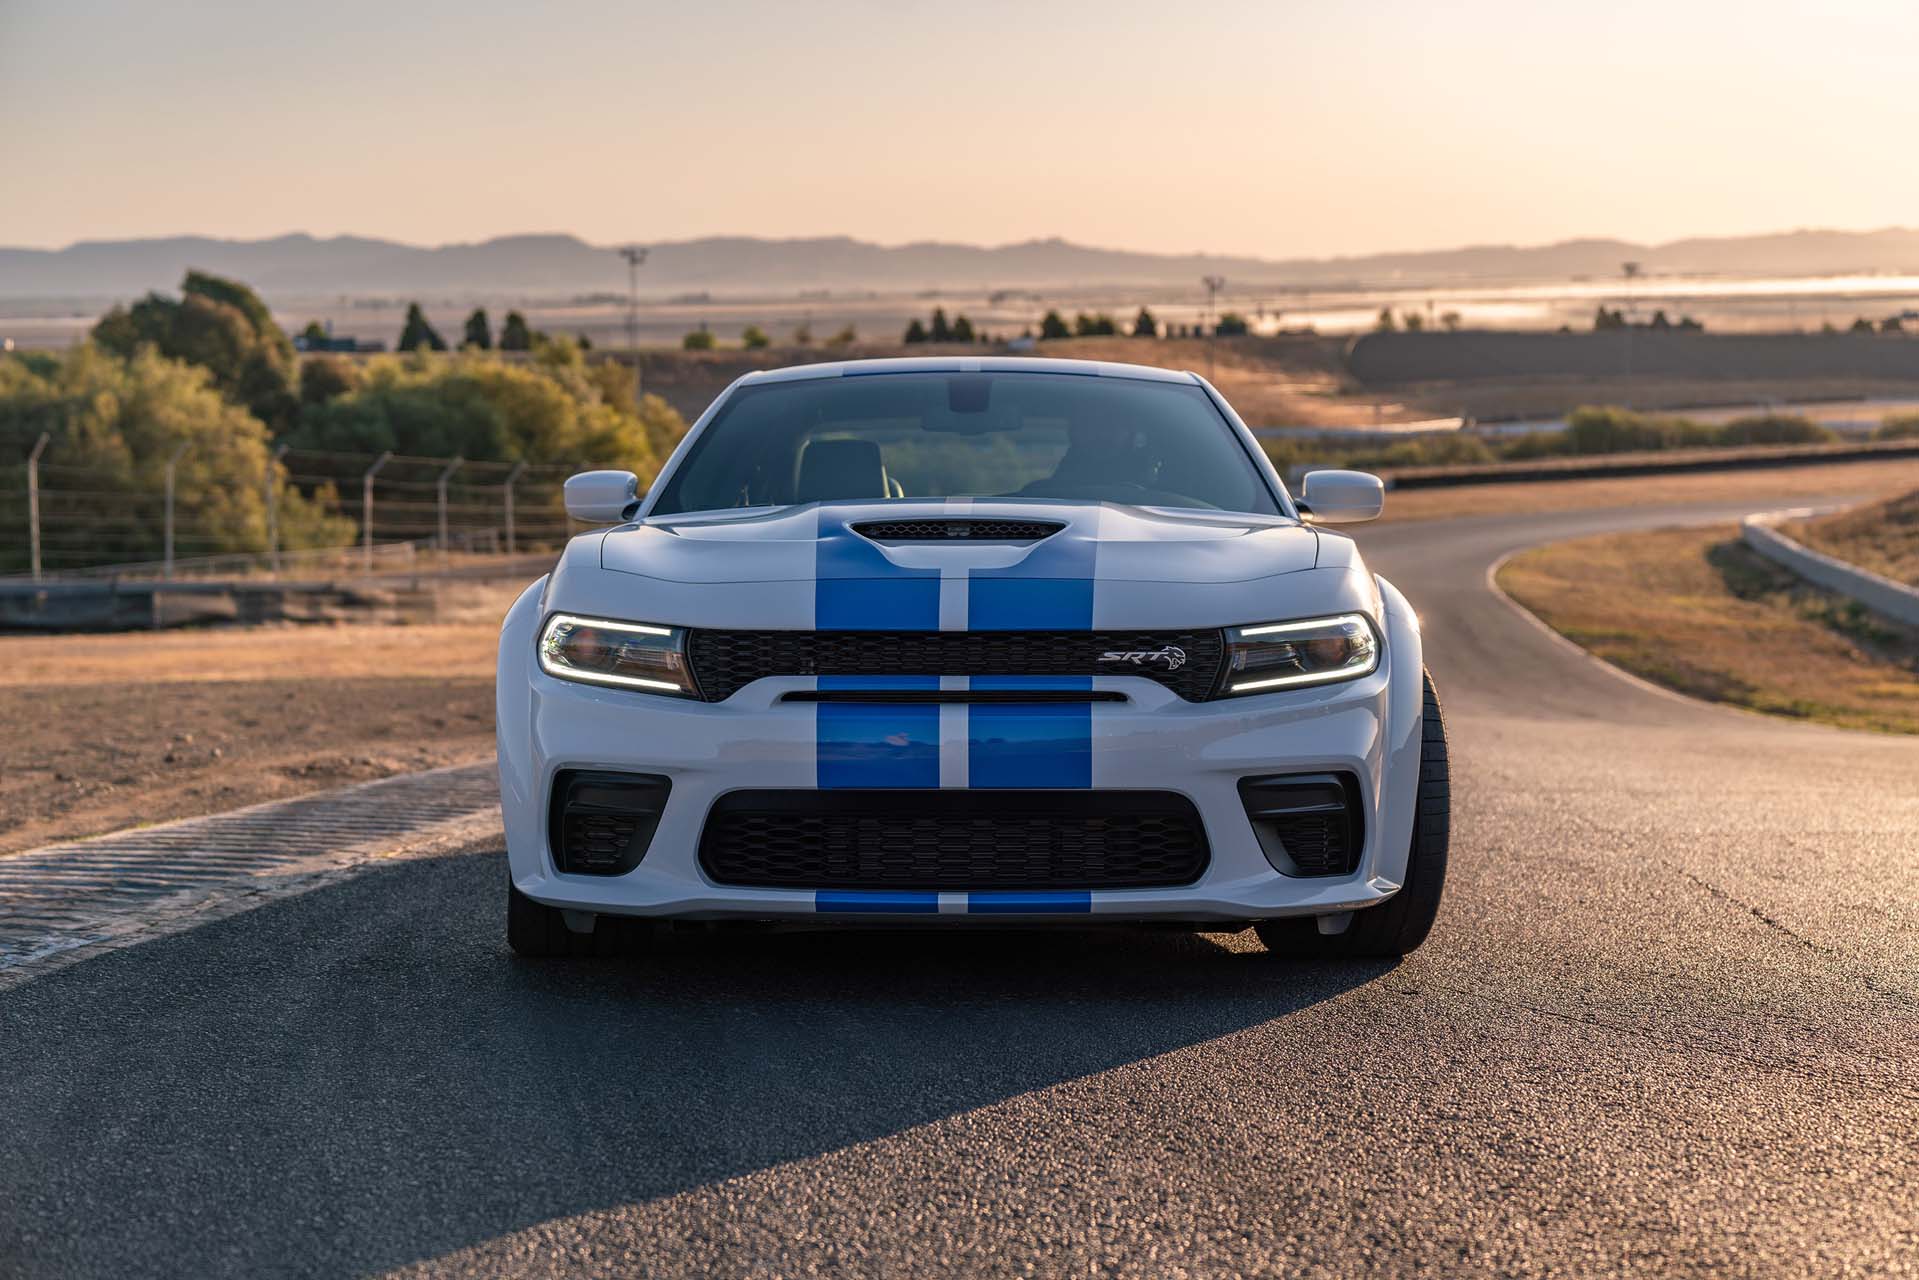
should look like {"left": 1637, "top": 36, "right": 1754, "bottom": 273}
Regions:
{"left": 1499, "top": 525, "right": 1919, "bottom": 734}
{"left": 0, "top": 623, "right": 500, "bottom": 854}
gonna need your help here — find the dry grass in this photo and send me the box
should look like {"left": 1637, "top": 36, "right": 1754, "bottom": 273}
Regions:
{"left": 1498, "top": 525, "right": 1919, "bottom": 734}
{"left": 1377, "top": 456, "right": 1919, "bottom": 523}
{"left": 1787, "top": 488, "right": 1919, "bottom": 585}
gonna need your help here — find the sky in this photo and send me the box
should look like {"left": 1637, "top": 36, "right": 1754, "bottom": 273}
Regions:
{"left": 4, "top": 0, "right": 1918, "bottom": 259}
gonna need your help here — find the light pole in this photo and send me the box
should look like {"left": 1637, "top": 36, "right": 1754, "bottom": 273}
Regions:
{"left": 618, "top": 246, "right": 648, "bottom": 404}
{"left": 1201, "top": 275, "right": 1226, "bottom": 382}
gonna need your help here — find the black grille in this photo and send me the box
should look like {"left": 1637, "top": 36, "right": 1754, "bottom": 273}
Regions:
{"left": 700, "top": 790, "right": 1209, "bottom": 890}
{"left": 686, "top": 629, "right": 1224, "bottom": 702}
{"left": 852, "top": 519, "right": 1064, "bottom": 542}
{"left": 1238, "top": 773, "right": 1362, "bottom": 877}
{"left": 549, "top": 771, "right": 671, "bottom": 875}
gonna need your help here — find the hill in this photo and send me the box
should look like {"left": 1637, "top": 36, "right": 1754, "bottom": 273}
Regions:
{"left": 8, "top": 227, "right": 1919, "bottom": 298}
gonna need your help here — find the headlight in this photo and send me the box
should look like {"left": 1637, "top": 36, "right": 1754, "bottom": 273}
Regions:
{"left": 1217, "top": 613, "right": 1379, "bottom": 696}
{"left": 538, "top": 614, "right": 696, "bottom": 697}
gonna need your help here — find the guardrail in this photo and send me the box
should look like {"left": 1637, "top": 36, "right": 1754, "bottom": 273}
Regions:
{"left": 1740, "top": 509, "right": 1919, "bottom": 627}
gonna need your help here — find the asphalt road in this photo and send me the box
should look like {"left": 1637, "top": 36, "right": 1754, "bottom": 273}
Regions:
{"left": 4, "top": 500, "right": 1917, "bottom": 1278}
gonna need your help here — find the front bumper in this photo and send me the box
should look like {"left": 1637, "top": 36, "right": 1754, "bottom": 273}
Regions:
{"left": 497, "top": 581, "right": 1426, "bottom": 924}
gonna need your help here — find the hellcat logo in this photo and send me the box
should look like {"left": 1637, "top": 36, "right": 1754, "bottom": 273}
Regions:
{"left": 1098, "top": 645, "right": 1188, "bottom": 672}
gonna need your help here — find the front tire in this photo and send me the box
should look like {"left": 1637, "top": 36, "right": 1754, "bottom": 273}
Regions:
{"left": 1256, "top": 668, "right": 1451, "bottom": 959}
{"left": 507, "top": 873, "right": 653, "bottom": 958}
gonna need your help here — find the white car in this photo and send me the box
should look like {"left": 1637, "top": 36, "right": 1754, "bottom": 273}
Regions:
{"left": 497, "top": 357, "right": 1448, "bottom": 958}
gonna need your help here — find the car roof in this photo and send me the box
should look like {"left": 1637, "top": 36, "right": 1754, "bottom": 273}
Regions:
{"left": 737, "top": 355, "right": 1201, "bottom": 386}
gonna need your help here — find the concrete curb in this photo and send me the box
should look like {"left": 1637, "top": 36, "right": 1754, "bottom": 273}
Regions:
{"left": 1740, "top": 508, "right": 1919, "bottom": 627}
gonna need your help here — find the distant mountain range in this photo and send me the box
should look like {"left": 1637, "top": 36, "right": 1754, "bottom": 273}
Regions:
{"left": 7, "top": 227, "right": 1919, "bottom": 298}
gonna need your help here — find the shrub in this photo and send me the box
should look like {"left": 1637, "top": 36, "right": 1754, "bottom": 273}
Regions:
{"left": 287, "top": 348, "right": 685, "bottom": 475}
{"left": 682, "top": 328, "right": 716, "bottom": 351}
{"left": 1876, "top": 414, "right": 1919, "bottom": 441}
{"left": 1716, "top": 414, "right": 1835, "bottom": 446}
{"left": 741, "top": 325, "right": 770, "bottom": 350}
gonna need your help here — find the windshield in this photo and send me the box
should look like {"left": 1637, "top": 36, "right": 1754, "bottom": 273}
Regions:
{"left": 647, "top": 371, "right": 1282, "bottom": 517}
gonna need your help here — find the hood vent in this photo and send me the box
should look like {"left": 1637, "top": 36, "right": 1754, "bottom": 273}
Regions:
{"left": 852, "top": 518, "right": 1065, "bottom": 543}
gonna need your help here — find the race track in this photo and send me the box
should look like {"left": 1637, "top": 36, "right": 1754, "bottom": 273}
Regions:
{"left": 3, "top": 500, "right": 1916, "bottom": 1278}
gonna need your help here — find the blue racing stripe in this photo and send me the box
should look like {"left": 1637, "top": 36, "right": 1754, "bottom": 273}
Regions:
{"left": 967, "top": 675, "right": 1092, "bottom": 789}
{"left": 967, "top": 891, "right": 1093, "bottom": 914}
{"left": 817, "top": 675, "right": 940, "bottom": 788}
{"left": 967, "top": 513, "right": 1097, "bottom": 631}
{"left": 816, "top": 890, "right": 940, "bottom": 913}
{"left": 815, "top": 518, "right": 939, "bottom": 631}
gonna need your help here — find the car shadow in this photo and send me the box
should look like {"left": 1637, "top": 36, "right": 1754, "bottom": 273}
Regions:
{"left": 0, "top": 848, "right": 1393, "bottom": 1278}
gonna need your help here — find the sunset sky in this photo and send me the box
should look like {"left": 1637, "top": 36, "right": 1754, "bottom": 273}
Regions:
{"left": 4, "top": 0, "right": 1916, "bottom": 258}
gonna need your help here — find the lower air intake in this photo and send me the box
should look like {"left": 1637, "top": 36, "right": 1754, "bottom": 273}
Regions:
{"left": 699, "top": 789, "right": 1209, "bottom": 890}
{"left": 1238, "top": 773, "right": 1363, "bottom": 877}
{"left": 549, "top": 771, "right": 672, "bottom": 875}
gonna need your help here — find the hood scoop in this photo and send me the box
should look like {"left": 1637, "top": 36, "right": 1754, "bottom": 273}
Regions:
{"left": 852, "top": 518, "right": 1064, "bottom": 543}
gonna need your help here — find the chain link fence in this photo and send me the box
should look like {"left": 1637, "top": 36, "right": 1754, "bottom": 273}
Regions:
{"left": 1, "top": 441, "right": 587, "bottom": 582}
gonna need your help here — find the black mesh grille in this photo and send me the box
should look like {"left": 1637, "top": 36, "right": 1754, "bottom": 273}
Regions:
{"left": 686, "top": 629, "right": 1224, "bottom": 702}
{"left": 852, "top": 519, "right": 1064, "bottom": 542}
{"left": 1263, "top": 811, "right": 1352, "bottom": 876}
{"left": 699, "top": 790, "right": 1209, "bottom": 889}
{"left": 549, "top": 771, "right": 671, "bottom": 876}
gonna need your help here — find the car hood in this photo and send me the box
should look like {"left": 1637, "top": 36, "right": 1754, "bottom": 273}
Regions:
{"left": 603, "top": 500, "right": 1320, "bottom": 585}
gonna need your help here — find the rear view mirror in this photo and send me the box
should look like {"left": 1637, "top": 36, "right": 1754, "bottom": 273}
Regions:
{"left": 565, "top": 470, "right": 642, "bottom": 524}
{"left": 1298, "top": 469, "right": 1384, "bottom": 524}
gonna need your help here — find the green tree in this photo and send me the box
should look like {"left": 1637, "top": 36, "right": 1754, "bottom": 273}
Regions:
{"left": 1850, "top": 317, "right": 1876, "bottom": 334}
{"left": 0, "top": 344, "right": 348, "bottom": 573}
{"left": 903, "top": 318, "right": 928, "bottom": 343}
{"left": 682, "top": 327, "right": 716, "bottom": 351}
{"left": 1399, "top": 311, "right": 1423, "bottom": 332}
{"left": 741, "top": 324, "right": 771, "bottom": 349}
{"left": 91, "top": 271, "right": 298, "bottom": 431}
{"left": 499, "top": 311, "right": 535, "bottom": 351}
{"left": 1440, "top": 311, "right": 1463, "bottom": 331}
{"left": 930, "top": 308, "right": 952, "bottom": 342}
{"left": 298, "top": 354, "right": 360, "bottom": 407}
{"left": 463, "top": 308, "right": 493, "bottom": 351}
{"left": 1216, "top": 312, "right": 1250, "bottom": 336}
{"left": 300, "top": 320, "right": 329, "bottom": 347}
{"left": 1039, "top": 310, "right": 1070, "bottom": 340}
{"left": 397, "top": 303, "right": 448, "bottom": 352}
{"left": 1375, "top": 307, "right": 1397, "bottom": 332}
{"left": 951, "top": 315, "right": 975, "bottom": 343}
{"left": 1132, "top": 307, "right": 1158, "bottom": 338}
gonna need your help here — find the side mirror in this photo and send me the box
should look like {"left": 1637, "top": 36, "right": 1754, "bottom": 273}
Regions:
{"left": 1298, "top": 469, "right": 1384, "bottom": 524}
{"left": 564, "top": 470, "right": 642, "bottom": 524}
